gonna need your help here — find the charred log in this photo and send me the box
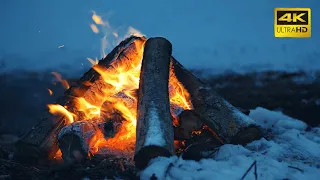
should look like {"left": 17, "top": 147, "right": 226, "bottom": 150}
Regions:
{"left": 58, "top": 121, "right": 100, "bottom": 164}
{"left": 15, "top": 36, "right": 146, "bottom": 161}
{"left": 58, "top": 120, "right": 121, "bottom": 164}
{"left": 98, "top": 102, "right": 124, "bottom": 139}
{"left": 98, "top": 120, "right": 121, "bottom": 139}
{"left": 181, "top": 128, "right": 222, "bottom": 161}
{"left": 170, "top": 58, "right": 261, "bottom": 145}
{"left": 173, "top": 110, "right": 203, "bottom": 140}
{"left": 134, "top": 37, "right": 174, "bottom": 169}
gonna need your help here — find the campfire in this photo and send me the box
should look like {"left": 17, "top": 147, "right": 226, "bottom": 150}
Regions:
{"left": 15, "top": 36, "right": 261, "bottom": 170}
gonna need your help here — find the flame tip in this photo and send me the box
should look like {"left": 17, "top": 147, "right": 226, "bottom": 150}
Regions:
{"left": 52, "top": 12, "right": 192, "bottom": 158}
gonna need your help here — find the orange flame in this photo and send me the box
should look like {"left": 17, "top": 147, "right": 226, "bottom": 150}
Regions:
{"left": 49, "top": 11, "right": 193, "bottom": 158}
{"left": 51, "top": 72, "right": 70, "bottom": 89}
{"left": 169, "top": 62, "right": 193, "bottom": 110}
{"left": 47, "top": 104, "right": 75, "bottom": 124}
{"left": 50, "top": 38, "right": 192, "bottom": 155}
{"left": 74, "top": 97, "right": 101, "bottom": 119}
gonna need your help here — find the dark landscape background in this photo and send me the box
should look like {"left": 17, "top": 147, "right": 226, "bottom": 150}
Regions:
{"left": 1, "top": 0, "right": 319, "bottom": 137}
{"left": 0, "top": 68, "right": 319, "bottom": 137}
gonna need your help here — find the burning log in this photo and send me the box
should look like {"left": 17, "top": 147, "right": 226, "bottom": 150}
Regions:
{"left": 134, "top": 37, "right": 174, "bottom": 169}
{"left": 57, "top": 121, "right": 101, "bottom": 164}
{"left": 58, "top": 113, "right": 123, "bottom": 163}
{"left": 170, "top": 58, "right": 261, "bottom": 145}
{"left": 15, "top": 36, "right": 146, "bottom": 161}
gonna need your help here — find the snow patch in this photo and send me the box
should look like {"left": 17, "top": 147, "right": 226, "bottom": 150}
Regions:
{"left": 140, "top": 107, "right": 320, "bottom": 180}
{"left": 143, "top": 102, "right": 166, "bottom": 147}
{"left": 249, "top": 107, "right": 308, "bottom": 131}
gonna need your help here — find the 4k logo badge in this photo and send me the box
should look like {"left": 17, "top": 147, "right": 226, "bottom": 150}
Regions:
{"left": 274, "top": 8, "right": 311, "bottom": 38}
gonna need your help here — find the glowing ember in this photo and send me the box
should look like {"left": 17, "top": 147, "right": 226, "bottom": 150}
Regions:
{"left": 53, "top": 149, "right": 63, "bottom": 160}
{"left": 92, "top": 11, "right": 107, "bottom": 26}
{"left": 47, "top": 89, "right": 53, "bottom": 96}
{"left": 90, "top": 24, "right": 99, "bottom": 33}
{"left": 48, "top": 11, "right": 192, "bottom": 158}
{"left": 113, "top": 32, "right": 119, "bottom": 38}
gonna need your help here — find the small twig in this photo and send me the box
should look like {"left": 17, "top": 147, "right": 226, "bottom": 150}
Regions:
{"left": 203, "top": 125, "right": 224, "bottom": 144}
{"left": 183, "top": 141, "right": 203, "bottom": 153}
{"left": 240, "top": 160, "right": 257, "bottom": 180}
{"left": 164, "top": 162, "right": 174, "bottom": 178}
{"left": 164, "top": 158, "right": 179, "bottom": 179}
{"left": 288, "top": 166, "right": 304, "bottom": 173}
{"left": 254, "top": 160, "right": 257, "bottom": 180}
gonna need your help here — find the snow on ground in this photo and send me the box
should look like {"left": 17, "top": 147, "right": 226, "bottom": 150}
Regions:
{"left": 1, "top": 0, "right": 319, "bottom": 75}
{"left": 140, "top": 107, "right": 320, "bottom": 180}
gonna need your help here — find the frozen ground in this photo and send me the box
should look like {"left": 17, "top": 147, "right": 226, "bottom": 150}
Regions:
{"left": 0, "top": 0, "right": 319, "bottom": 75}
{"left": 140, "top": 107, "right": 320, "bottom": 180}
{"left": 0, "top": 70, "right": 318, "bottom": 179}
{"left": 0, "top": 1, "right": 319, "bottom": 179}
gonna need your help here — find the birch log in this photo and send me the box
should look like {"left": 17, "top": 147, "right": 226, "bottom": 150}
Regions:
{"left": 134, "top": 37, "right": 174, "bottom": 169}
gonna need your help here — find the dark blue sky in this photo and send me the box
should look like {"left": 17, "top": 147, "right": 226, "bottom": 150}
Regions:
{"left": 0, "top": 0, "right": 319, "bottom": 75}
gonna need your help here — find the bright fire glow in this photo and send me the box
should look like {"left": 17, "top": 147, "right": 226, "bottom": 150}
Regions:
{"left": 47, "top": 104, "right": 76, "bottom": 124}
{"left": 48, "top": 11, "right": 192, "bottom": 158}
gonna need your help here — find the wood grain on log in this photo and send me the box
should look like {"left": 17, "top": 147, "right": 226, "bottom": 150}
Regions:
{"left": 134, "top": 37, "right": 174, "bottom": 169}
{"left": 58, "top": 121, "right": 100, "bottom": 164}
{"left": 170, "top": 57, "right": 261, "bottom": 145}
{"left": 15, "top": 36, "right": 147, "bottom": 161}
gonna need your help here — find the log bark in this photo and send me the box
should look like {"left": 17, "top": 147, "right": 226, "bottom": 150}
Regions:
{"left": 134, "top": 37, "right": 174, "bottom": 169}
{"left": 58, "top": 121, "right": 100, "bottom": 164}
{"left": 58, "top": 119, "right": 123, "bottom": 164}
{"left": 182, "top": 128, "right": 222, "bottom": 161}
{"left": 170, "top": 57, "right": 261, "bottom": 145}
{"left": 15, "top": 36, "right": 147, "bottom": 161}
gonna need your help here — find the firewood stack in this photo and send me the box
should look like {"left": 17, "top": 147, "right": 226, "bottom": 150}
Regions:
{"left": 15, "top": 36, "right": 261, "bottom": 170}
